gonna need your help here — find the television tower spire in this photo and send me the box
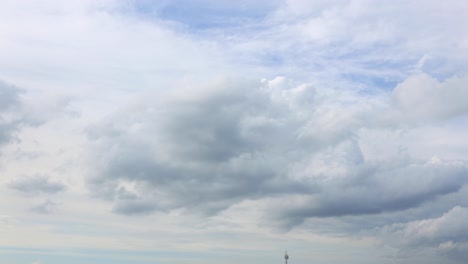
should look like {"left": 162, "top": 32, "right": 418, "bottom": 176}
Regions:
{"left": 284, "top": 251, "right": 289, "bottom": 264}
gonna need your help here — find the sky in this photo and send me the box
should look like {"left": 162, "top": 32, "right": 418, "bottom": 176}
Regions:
{"left": 1, "top": 0, "right": 468, "bottom": 264}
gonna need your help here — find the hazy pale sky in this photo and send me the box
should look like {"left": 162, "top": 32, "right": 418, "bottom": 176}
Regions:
{"left": 1, "top": 1, "right": 468, "bottom": 264}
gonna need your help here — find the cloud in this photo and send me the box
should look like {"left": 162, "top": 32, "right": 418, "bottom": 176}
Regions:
{"left": 9, "top": 175, "right": 66, "bottom": 194}
{"left": 273, "top": 159, "right": 468, "bottom": 228}
{"left": 404, "top": 206, "right": 468, "bottom": 245}
{"left": 195, "top": 0, "right": 468, "bottom": 88}
{"left": 86, "top": 75, "right": 468, "bottom": 234}
{"left": 112, "top": 199, "right": 157, "bottom": 215}
{"left": 0, "top": 79, "right": 61, "bottom": 149}
{"left": 0, "top": 80, "right": 21, "bottom": 111}
{"left": 1, "top": 1, "right": 468, "bottom": 263}
{"left": 30, "top": 200, "right": 59, "bottom": 214}
{"left": 389, "top": 73, "right": 468, "bottom": 124}
{"left": 0, "top": 215, "right": 13, "bottom": 224}
{"left": 87, "top": 77, "right": 318, "bottom": 215}
{"left": 376, "top": 206, "right": 468, "bottom": 261}
{"left": 0, "top": 80, "right": 23, "bottom": 146}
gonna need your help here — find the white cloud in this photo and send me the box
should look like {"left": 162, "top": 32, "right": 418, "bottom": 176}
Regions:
{"left": 389, "top": 73, "right": 468, "bottom": 123}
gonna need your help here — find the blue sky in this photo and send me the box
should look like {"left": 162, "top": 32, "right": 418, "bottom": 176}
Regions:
{"left": 1, "top": 1, "right": 468, "bottom": 264}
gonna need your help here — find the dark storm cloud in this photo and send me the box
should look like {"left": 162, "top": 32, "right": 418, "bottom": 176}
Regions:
{"left": 9, "top": 175, "right": 66, "bottom": 194}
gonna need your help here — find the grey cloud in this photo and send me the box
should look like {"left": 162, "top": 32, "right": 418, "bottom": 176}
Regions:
{"left": 0, "top": 80, "right": 22, "bottom": 111}
{"left": 275, "top": 161, "right": 468, "bottom": 228}
{"left": 87, "top": 78, "right": 320, "bottom": 215}
{"left": 112, "top": 200, "right": 158, "bottom": 215}
{"left": 92, "top": 140, "right": 311, "bottom": 215}
{"left": 9, "top": 175, "right": 66, "bottom": 194}
{"left": 0, "top": 123, "right": 18, "bottom": 146}
{"left": 116, "top": 186, "right": 139, "bottom": 200}
{"left": 0, "top": 80, "right": 74, "bottom": 148}
{"left": 296, "top": 185, "right": 468, "bottom": 248}
{"left": 30, "top": 200, "right": 59, "bottom": 214}
{"left": 86, "top": 75, "right": 468, "bottom": 238}
{"left": 0, "top": 79, "right": 57, "bottom": 149}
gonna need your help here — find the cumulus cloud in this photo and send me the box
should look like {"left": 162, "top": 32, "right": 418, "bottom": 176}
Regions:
{"left": 88, "top": 77, "right": 318, "bottom": 215}
{"left": 86, "top": 75, "right": 468, "bottom": 237}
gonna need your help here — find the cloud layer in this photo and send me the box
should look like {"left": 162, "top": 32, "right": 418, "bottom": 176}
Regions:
{"left": 1, "top": 1, "right": 468, "bottom": 264}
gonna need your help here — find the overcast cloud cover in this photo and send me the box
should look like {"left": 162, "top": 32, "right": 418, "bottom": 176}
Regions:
{"left": 1, "top": 1, "right": 468, "bottom": 264}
